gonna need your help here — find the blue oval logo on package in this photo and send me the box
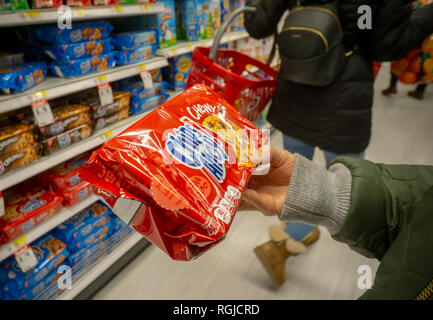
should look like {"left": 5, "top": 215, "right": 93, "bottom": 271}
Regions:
{"left": 165, "top": 118, "right": 228, "bottom": 183}
{"left": 20, "top": 199, "right": 47, "bottom": 214}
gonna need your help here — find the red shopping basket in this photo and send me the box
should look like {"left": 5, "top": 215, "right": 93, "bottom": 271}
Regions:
{"left": 373, "top": 62, "right": 382, "bottom": 80}
{"left": 187, "top": 47, "right": 277, "bottom": 123}
{"left": 186, "top": 6, "right": 277, "bottom": 123}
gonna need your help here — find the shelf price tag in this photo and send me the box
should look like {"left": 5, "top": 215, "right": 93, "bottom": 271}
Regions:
{"left": 73, "top": 8, "right": 87, "bottom": 15}
{"left": 113, "top": 5, "right": 123, "bottom": 12}
{"left": 30, "top": 98, "right": 54, "bottom": 127}
{"left": 142, "top": 4, "right": 151, "bottom": 10}
{"left": 24, "top": 11, "right": 41, "bottom": 19}
{"left": 139, "top": 70, "right": 153, "bottom": 89}
{"left": 98, "top": 82, "right": 114, "bottom": 106}
{"left": 13, "top": 244, "right": 37, "bottom": 273}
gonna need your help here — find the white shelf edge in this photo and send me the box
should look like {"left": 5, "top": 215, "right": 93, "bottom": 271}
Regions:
{"left": 0, "top": 3, "right": 165, "bottom": 27}
{"left": 0, "top": 111, "right": 148, "bottom": 191}
{"left": 0, "top": 194, "right": 98, "bottom": 263}
{"left": 156, "top": 31, "right": 249, "bottom": 58}
{"left": 0, "top": 57, "right": 168, "bottom": 113}
{"left": 57, "top": 231, "right": 143, "bottom": 300}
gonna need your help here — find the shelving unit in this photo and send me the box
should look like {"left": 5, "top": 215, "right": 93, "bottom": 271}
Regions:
{"left": 0, "top": 57, "right": 168, "bottom": 113}
{"left": 57, "top": 231, "right": 144, "bottom": 300}
{"left": 0, "top": 194, "right": 98, "bottom": 263}
{"left": 0, "top": 111, "right": 149, "bottom": 191}
{"left": 0, "top": 2, "right": 258, "bottom": 300}
{"left": 0, "top": 3, "right": 165, "bottom": 27}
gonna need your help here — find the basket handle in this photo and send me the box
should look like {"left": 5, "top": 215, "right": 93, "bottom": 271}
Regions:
{"left": 209, "top": 6, "right": 257, "bottom": 60}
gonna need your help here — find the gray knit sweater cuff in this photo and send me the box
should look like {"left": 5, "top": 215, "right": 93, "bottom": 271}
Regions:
{"left": 279, "top": 154, "right": 352, "bottom": 235}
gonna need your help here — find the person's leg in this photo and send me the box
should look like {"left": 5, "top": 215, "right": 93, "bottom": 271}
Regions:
{"left": 282, "top": 134, "right": 315, "bottom": 160}
{"left": 382, "top": 72, "right": 398, "bottom": 96}
{"left": 408, "top": 84, "right": 427, "bottom": 100}
{"left": 324, "top": 150, "right": 365, "bottom": 165}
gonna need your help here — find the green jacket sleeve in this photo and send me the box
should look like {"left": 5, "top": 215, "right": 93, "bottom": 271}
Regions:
{"left": 329, "top": 157, "right": 433, "bottom": 260}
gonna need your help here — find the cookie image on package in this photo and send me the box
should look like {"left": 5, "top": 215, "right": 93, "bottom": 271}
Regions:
{"left": 202, "top": 115, "right": 255, "bottom": 167}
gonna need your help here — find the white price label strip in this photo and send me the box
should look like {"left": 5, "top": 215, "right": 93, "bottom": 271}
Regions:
{"left": 98, "top": 83, "right": 114, "bottom": 106}
{"left": 140, "top": 70, "right": 153, "bottom": 89}
{"left": 14, "top": 244, "right": 37, "bottom": 273}
{"left": 31, "top": 99, "right": 54, "bottom": 127}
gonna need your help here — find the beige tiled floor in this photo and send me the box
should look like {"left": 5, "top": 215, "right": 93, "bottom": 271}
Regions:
{"left": 93, "top": 63, "right": 433, "bottom": 300}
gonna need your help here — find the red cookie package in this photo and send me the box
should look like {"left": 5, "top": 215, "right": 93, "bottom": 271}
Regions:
{"left": 79, "top": 84, "right": 267, "bottom": 261}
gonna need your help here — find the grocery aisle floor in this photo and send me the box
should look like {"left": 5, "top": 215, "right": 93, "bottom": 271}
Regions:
{"left": 93, "top": 63, "right": 433, "bottom": 300}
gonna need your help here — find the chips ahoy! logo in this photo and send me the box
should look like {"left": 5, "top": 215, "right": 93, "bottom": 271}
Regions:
{"left": 165, "top": 122, "right": 228, "bottom": 183}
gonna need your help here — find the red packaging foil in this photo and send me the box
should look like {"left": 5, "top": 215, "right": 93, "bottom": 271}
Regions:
{"left": 79, "top": 84, "right": 267, "bottom": 261}
{"left": 62, "top": 181, "right": 93, "bottom": 207}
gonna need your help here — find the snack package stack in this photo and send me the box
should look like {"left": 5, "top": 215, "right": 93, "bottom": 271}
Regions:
{"left": 69, "top": 89, "right": 131, "bottom": 131}
{"left": 112, "top": 30, "right": 158, "bottom": 66}
{"left": 31, "top": 0, "right": 63, "bottom": 8}
{"left": 0, "top": 62, "right": 47, "bottom": 94}
{"left": 113, "top": 76, "right": 169, "bottom": 115}
{"left": 31, "top": 22, "right": 116, "bottom": 78}
{"left": 0, "top": 184, "right": 63, "bottom": 244}
{"left": 220, "top": 0, "right": 230, "bottom": 24}
{"left": 140, "top": 0, "right": 177, "bottom": 49}
{"left": 0, "top": 123, "right": 41, "bottom": 176}
{"left": 54, "top": 201, "right": 112, "bottom": 253}
{"left": 64, "top": 0, "right": 92, "bottom": 6}
{"left": 79, "top": 84, "right": 268, "bottom": 261}
{"left": 201, "top": 0, "right": 221, "bottom": 39}
{"left": 176, "top": 0, "right": 202, "bottom": 42}
{"left": 229, "top": 0, "right": 245, "bottom": 32}
{"left": 0, "top": 0, "right": 29, "bottom": 10}
{"left": 39, "top": 153, "right": 94, "bottom": 207}
{"left": 163, "top": 52, "right": 192, "bottom": 91}
{"left": 0, "top": 233, "right": 69, "bottom": 300}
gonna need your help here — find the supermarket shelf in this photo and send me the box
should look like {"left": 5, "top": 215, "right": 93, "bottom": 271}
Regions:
{"left": 57, "top": 231, "right": 143, "bottom": 300}
{"left": 0, "top": 57, "right": 168, "bottom": 113}
{"left": 0, "top": 194, "right": 98, "bottom": 263}
{"left": 156, "top": 31, "right": 249, "bottom": 58}
{"left": 0, "top": 3, "right": 164, "bottom": 28}
{"left": 0, "top": 111, "right": 147, "bottom": 191}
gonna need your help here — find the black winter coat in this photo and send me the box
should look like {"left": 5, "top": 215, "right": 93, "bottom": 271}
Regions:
{"left": 245, "top": 0, "right": 433, "bottom": 154}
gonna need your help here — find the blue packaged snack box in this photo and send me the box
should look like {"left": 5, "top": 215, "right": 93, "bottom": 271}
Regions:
{"left": 50, "top": 52, "right": 116, "bottom": 77}
{"left": 44, "top": 39, "right": 114, "bottom": 62}
{"left": 220, "top": 0, "right": 229, "bottom": 23}
{"left": 130, "top": 93, "right": 169, "bottom": 115}
{"left": 177, "top": 0, "right": 201, "bottom": 41}
{"left": 31, "top": 21, "right": 113, "bottom": 45}
{"left": 141, "top": 0, "right": 177, "bottom": 49}
{"left": 164, "top": 52, "right": 192, "bottom": 91}
{"left": 116, "top": 79, "right": 168, "bottom": 101}
{"left": 112, "top": 31, "right": 157, "bottom": 51}
{"left": 0, "top": 62, "right": 46, "bottom": 94}
{"left": 229, "top": 0, "right": 245, "bottom": 32}
{"left": 65, "top": 219, "right": 112, "bottom": 253}
{"left": 55, "top": 201, "right": 111, "bottom": 245}
{"left": 150, "top": 68, "right": 163, "bottom": 82}
{"left": 115, "top": 45, "right": 157, "bottom": 66}
{"left": 0, "top": 233, "right": 69, "bottom": 298}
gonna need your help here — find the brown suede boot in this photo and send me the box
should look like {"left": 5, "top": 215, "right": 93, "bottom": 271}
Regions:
{"left": 254, "top": 225, "right": 321, "bottom": 286}
{"left": 382, "top": 87, "right": 397, "bottom": 96}
{"left": 254, "top": 240, "right": 292, "bottom": 286}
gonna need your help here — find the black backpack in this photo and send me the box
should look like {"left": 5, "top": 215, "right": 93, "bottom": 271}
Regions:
{"left": 278, "top": 0, "right": 352, "bottom": 87}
